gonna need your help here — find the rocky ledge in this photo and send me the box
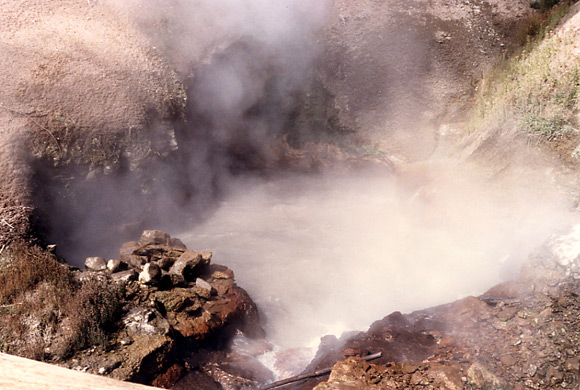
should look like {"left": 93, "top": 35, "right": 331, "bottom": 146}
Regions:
{"left": 294, "top": 227, "right": 580, "bottom": 389}
{"left": 62, "top": 230, "right": 271, "bottom": 388}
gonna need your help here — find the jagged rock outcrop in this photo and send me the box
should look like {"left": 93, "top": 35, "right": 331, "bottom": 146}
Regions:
{"left": 298, "top": 224, "right": 580, "bottom": 389}
{"left": 66, "top": 230, "right": 266, "bottom": 388}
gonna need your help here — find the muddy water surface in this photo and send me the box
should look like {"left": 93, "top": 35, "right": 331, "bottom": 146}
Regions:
{"left": 179, "top": 166, "right": 570, "bottom": 368}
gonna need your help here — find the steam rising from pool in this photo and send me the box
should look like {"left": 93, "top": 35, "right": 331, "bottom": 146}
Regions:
{"left": 179, "top": 161, "right": 572, "bottom": 353}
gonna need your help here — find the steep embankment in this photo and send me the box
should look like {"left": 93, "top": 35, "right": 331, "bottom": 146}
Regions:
{"left": 301, "top": 2, "right": 580, "bottom": 390}
{"left": 0, "top": 0, "right": 185, "bottom": 249}
{"left": 462, "top": 1, "right": 580, "bottom": 171}
{"left": 320, "top": 0, "right": 533, "bottom": 162}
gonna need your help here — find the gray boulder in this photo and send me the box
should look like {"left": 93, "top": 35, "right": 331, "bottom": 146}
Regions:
{"left": 139, "top": 230, "right": 171, "bottom": 246}
{"left": 107, "top": 259, "right": 123, "bottom": 273}
{"left": 169, "top": 250, "right": 203, "bottom": 280}
{"left": 119, "top": 241, "right": 140, "bottom": 261}
{"left": 195, "top": 278, "right": 213, "bottom": 298}
{"left": 111, "top": 270, "right": 138, "bottom": 283}
{"left": 199, "top": 251, "right": 213, "bottom": 266}
{"left": 85, "top": 256, "right": 107, "bottom": 271}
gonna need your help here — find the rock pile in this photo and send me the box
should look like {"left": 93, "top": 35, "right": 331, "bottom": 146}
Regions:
{"left": 297, "top": 225, "right": 580, "bottom": 389}
{"left": 65, "top": 230, "right": 266, "bottom": 388}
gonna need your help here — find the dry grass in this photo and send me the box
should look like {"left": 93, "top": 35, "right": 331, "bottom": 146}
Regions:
{"left": 467, "top": 1, "right": 580, "bottom": 148}
{"left": 0, "top": 241, "right": 122, "bottom": 360}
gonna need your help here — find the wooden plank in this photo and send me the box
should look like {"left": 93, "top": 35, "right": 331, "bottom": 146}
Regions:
{"left": 0, "top": 353, "right": 162, "bottom": 390}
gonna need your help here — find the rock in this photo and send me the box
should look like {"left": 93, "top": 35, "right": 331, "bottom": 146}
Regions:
{"left": 123, "top": 307, "right": 169, "bottom": 336}
{"left": 139, "top": 230, "right": 171, "bottom": 246}
{"left": 169, "top": 238, "right": 187, "bottom": 249}
{"left": 547, "top": 365, "right": 564, "bottom": 385}
{"left": 111, "top": 269, "right": 138, "bottom": 283}
{"left": 133, "top": 245, "right": 173, "bottom": 260}
{"left": 500, "top": 354, "right": 518, "bottom": 367}
{"left": 166, "top": 273, "right": 186, "bottom": 287}
{"left": 158, "top": 256, "right": 175, "bottom": 271}
{"left": 466, "top": 362, "right": 504, "bottom": 389}
{"left": 169, "top": 250, "right": 203, "bottom": 280}
{"left": 152, "top": 363, "right": 185, "bottom": 388}
{"left": 61, "top": 232, "right": 267, "bottom": 388}
{"left": 153, "top": 289, "right": 203, "bottom": 313}
{"left": 195, "top": 278, "right": 213, "bottom": 298}
{"left": 97, "top": 360, "right": 120, "bottom": 375}
{"left": 169, "top": 285, "right": 263, "bottom": 340}
{"left": 109, "top": 334, "right": 175, "bottom": 383}
{"left": 139, "top": 262, "right": 162, "bottom": 285}
{"left": 125, "top": 255, "right": 147, "bottom": 270}
{"left": 173, "top": 370, "right": 222, "bottom": 390}
{"left": 199, "top": 251, "right": 213, "bottom": 266}
{"left": 313, "top": 357, "right": 382, "bottom": 389}
{"left": 565, "top": 357, "right": 580, "bottom": 371}
{"left": 201, "top": 357, "right": 272, "bottom": 389}
{"left": 85, "top": 256, "right": 107, "bottom": 271}
{"left": 119, "top": 241, "right": 141, "bottom": 261}
{"left": 107, "top": 259, "right": 123, "bottom": 273}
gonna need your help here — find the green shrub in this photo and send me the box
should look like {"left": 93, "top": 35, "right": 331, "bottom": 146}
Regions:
{"left": 522, "top": 114, "right": 573, "bottom": 140}
{"left": 468, "top": 1, "right": 579, "bottom": 147}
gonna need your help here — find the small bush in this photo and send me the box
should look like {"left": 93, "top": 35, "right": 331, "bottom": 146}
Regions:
{"left": 522, "top": 114, "right": 573, "bottom": 140}
{"left": 58, "top": 276, "right": 122, "bottom": 357}
{"left": 0, "top": 242, "right": 124, "bottom": 360}
{"left": 0, "top": 241, "right": 73, "bottom": 305}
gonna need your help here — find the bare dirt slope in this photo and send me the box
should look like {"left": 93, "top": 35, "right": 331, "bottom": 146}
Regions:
{"left": 0, "top": 0, "right": 184, "bottom": 247}
{"left": 321, "top": 0, "right": 533, "bottom": 162}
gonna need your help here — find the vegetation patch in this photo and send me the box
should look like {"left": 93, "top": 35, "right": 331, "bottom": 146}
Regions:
{"left": 0, "top": 242, "right": 122, "bottom": 360}
{"left": 467, "top": 0, "right": 580, "bottom": 158}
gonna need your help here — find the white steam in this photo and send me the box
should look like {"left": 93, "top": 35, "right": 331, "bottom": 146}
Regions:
{"left": 54, "top": 0, "right": 575, "bottom": 361}
{"left": 180, "top": 159, "right": 574, "bottom": 351}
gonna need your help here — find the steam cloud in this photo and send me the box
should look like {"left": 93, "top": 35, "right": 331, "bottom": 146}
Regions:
{"left": 39, "top": 0, "right": 332, "bottom": 262}
{"left": 34, "top": 1, "right": 576, "bottom": 372}
{"left": 179, "top": 161, "right": 574, "bottom": 353}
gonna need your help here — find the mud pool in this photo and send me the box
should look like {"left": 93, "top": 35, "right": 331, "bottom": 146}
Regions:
{"left": 179, "top": 168, "right": 571, "bottom": 369}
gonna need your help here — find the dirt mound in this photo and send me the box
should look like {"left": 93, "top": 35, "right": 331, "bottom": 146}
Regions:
{"left": 0, "top": 0, "right": 185, "bottom": 247}
{"left": 320, "top": 0, "right": 533, "bottom": 162}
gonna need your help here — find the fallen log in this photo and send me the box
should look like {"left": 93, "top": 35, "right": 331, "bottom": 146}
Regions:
{"left": 259, "top": 351, "right": 383, "bottom": 390}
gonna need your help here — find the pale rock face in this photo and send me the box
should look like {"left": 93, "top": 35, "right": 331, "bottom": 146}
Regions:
{"left": 196, "top": 278, "right": 213, "bottom": 297}
{"left": 111, "top": 269, "right": 138, "bottom": 283}
{"left": 169, "top": 250, "right": 203, "bottom": 280}
{"left": 85, "top": 256, "right": 107, "bottom": 271}
{"left": 107, "top": 258, "right": 122, "bottom": 273}
{"left": 139, "top": 230, "right": 172, "bottom": 246}
{"left": 138, "top": 262, "right": 161, "bottom": 284}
